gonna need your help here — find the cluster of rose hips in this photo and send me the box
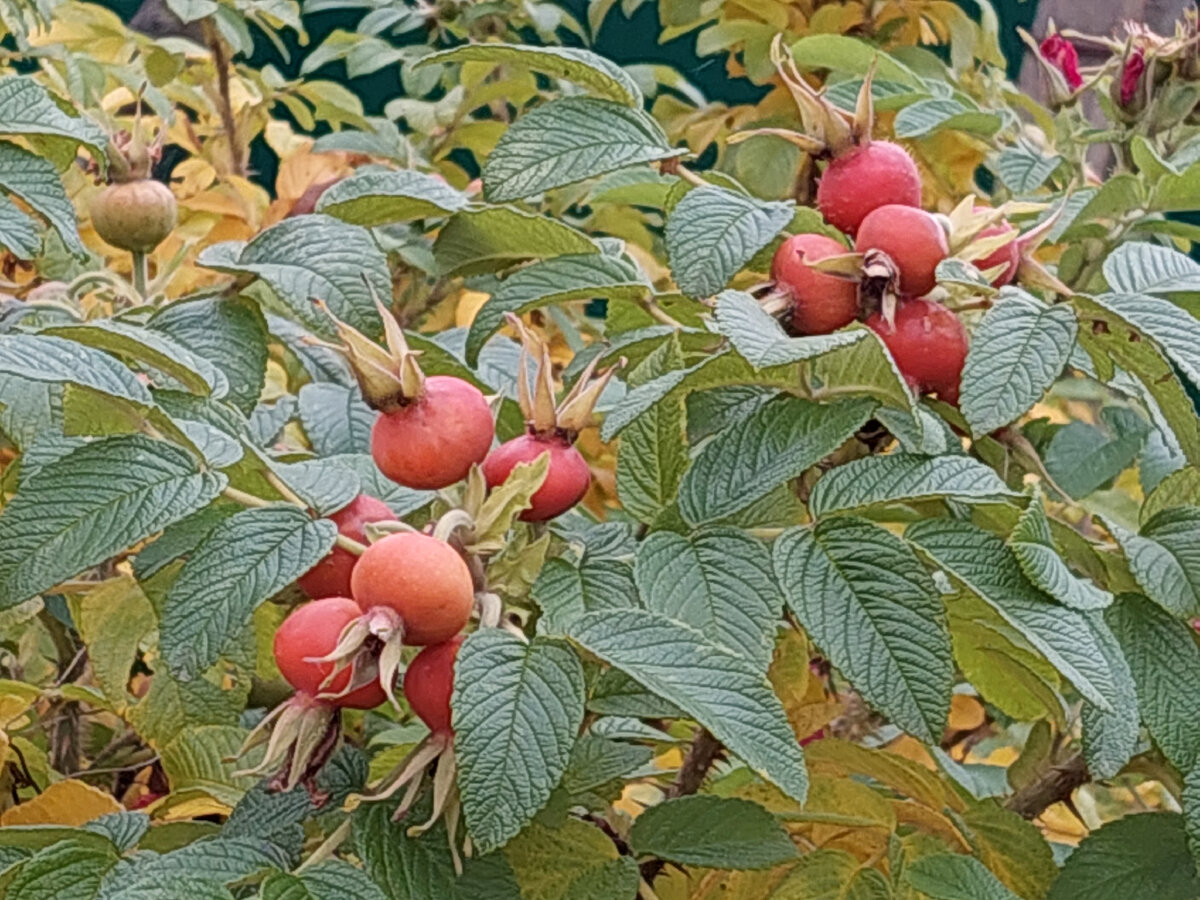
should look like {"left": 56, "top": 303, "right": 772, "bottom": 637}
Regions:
{"left": 758, "top": 39, "right": 1026, "bottom": 406}
{"left": 243, "top": 300, "right": 611, "bottom": 869}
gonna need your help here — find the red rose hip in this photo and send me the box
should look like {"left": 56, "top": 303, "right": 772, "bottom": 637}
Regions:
{"left": 298, "top": 494, "right": 396, "bottom": 599}
{"left": 371, "top": 375, "right": 494, "bottom": 490}
{"left": 274, "top": 597, "right": 387, "bottom": 709}
{"left": 816, "top": 141, "right": 922, "bottom": 236}
{"left": 855, "top": 205, "right": 949, "bottom": 298}
{"left": 350, "top": 532, "right": 474, "bottom": 645}
{"left": 482, "top": 433, "right": 591, "bottom": 522}
{"left": 404, "top": 635, "right": 463, "bottom": 735}
{"left": 866, "top": 298, "right": 968, "bottom": 404}
{"left": 771, "top": 233, "right": 859, "bottom": 335}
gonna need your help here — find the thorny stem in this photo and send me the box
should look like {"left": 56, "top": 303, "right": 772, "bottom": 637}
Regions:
{"left": 639, "top": 296, "right": 686, "bottom": 329}
{"left": 221, "top": 486, "right": 272, "bottom": 509}
{"left": 639, "top": 728, "right": 724, "bottom": 884}
{"left": 335, "top": 534, "right": 368, "bottom": 556}
{"left": 203, "top": 19, "right": 245, "bottom": 177}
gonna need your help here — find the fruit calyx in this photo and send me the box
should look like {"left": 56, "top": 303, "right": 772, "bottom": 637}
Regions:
{"left": 729, "top": 35, "right": 876, "bottom": 159}
{"left": 317, "top": 291, "right": 425, "bottom": 413}
{"left": 945, "top": 194, "right": 1073, "bottom": 296}
{"left": 506, "top": 312, "right": 619, "bottom": 440}
{"left": 234, "top": 692, "right": 341, "bottom": 802}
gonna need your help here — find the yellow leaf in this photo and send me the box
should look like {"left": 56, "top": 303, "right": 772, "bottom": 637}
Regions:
{"left": 0, "top": 779, "right": 121, "bottom": 827}
{"left": 146, "top": 790, "right": 233, "bottom": 821}
{"left": 455, "top": 290, "right": 491, "bottom": 327}
{"left": 892, "top": 799, "right": 971, "bottom": 851}
{"left": 804, "top": 738, "right": 953, "bottom": 812}
{"left": 948, "top": 693, "right": 986, "bottom": 731}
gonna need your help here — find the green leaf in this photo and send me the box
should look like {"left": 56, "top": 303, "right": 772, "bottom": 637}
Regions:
{"left": 42, "top": 321, "right": 223, "bottom": 398}
{"left": 501, "top": 820, "right": 639, "bottom": 900}
{"left": 894, "top": 99, "right": 1001, "bottom": 139}
{"left": 810, "top": 454, "right": 1022, "bottom": 518}
{"left": 905, "top": 854, "right": 1020, "bottom": 900}
{"left": 0, "top": 193, "right": 41, "bottom": 258}
{"left": 1102, "top": 242, "right": 1200, "bottom": 294}
{"left": 712, "top": 290, "right": 865, "bottom": 369}
{"left": 0, "top": 140, "right": 83, "bottom": 254}
{"left": 0, "top": 77, "right": 106, "bottom": 160}
{"left": 569, "top": 609, "right": 809, "bottom": 804}
{"left": 0, "top": 435, "right": 225, "bottom": 607}
{"left": 788, "top": 35, "right": 921, "bottom": 85}
{"left": 1044, "top": 409, "right": 1149, "bottom": 499}
{"left": 616, "top": 335, "right": 690, "bottom": 523}
{"left": 197, "top": 216, "right": 387, "bottom": 340}
{"left": 1046, "top": 813, "right": 1200, "bottom": 900}
{"left": 959, "top": 800, "right": 1059, "bottom": 900}
{"left": 532, "top": 556, "right": 639, "bottom": 636}
{"left": 297, "top": 383, "right": 374, "bottom": 456}
{"left": 158, "top": 725, "right": 261, "bottom": 809}
{"left": 7, "top": 839, "right": 117, "bottom": 900}
{"left": 483, "top": 97, "right": 680, "bottom": 203}
{"left": 678, "top": 394, "right": 875, "bottom": 525}
{"left": 315, "top": 169, "right": 468, "bottom": 226}
{"left": 160, "top": 507, "right": 337, "bottom": 680}
{"left": 150, "top": 297, "right": 269, "bottom": 415}
{"left": 775, "top": 518, "right": 952, "bottom": 742}
{"left": 637, "top": 528, "right": 782, "bottom": 665}
{"left": 420, "top": 43, "right": 643, "bottom": 106}
{"left": 993, "top": 146, "right": 1063, "bottom": 193}
{"left": 1107, "top": 594, "right": 1200, "bottom": 773}
{"left": 907, "top": 519, "right": 1121, "bottom": 711}
{"left": 562, "top": 733, "right": 653, "bottom": 795}
{"left": 1107, "top": 507, "right": 1200, "bottom": 619}
{"left": 770, "top": 848, "right": 891, "bottom": 899}
{"left": 465, "top": 254, "right": 649, "bottom": 364}
{"left": 810, "top": 325, "right": 921, "bottom": 417}
{"left": 1073, "top": 294, "right": 1200, "bottom": 464}
{"left": 85, "top": 813, "right": 149, "bottom": 854}
{"left": 260, "top": 862, "right": 387, "bottom": 900}
{"left": 0, "top": 334, "right": 151, "bottom": 407}
{"left": 601, "top": 350, "right": 793, "bottom": 442}
{"left": 1009, "top": 497, "right": 1113, "bottom": 611}
{"left": 960, "top": 289, "right": 1077, "bottom": 435}
{"left": 665, "top": 187, "right": 794, "bottom": 297}
{"left": 1079, "top": 611, "right": 1139, "bottom": 780}
{"left": 1092, "top": 292, "right": 1200, "bottom": 392}
{"left": 95, "top": 837, "right": 280, "bottom": 898}
{"left": 433, "top": 205, "right": 598, "bottom": 277}
{"left": 323, "top": 453, "right": 433, "bottom": 516}
{"left": 629, "top": 796, "right": 795, "bottom": 870}
{"left": 453, "top": 630, "right": 586, "bottom": 854}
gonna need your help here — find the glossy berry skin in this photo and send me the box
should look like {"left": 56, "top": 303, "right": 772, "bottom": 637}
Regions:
{"left": 350, "top": 532, "right": 474, "bottom": 645}
{"left": 405, "top": 635, "right": 463, "bottom": 735}
{"left": 771, "top": 233, "right": 859, "bottom": 335}
{"left": 371, "top": 376, "right": 494, "bottom": 490}
{"left": 866, "top": 298, "right": 968, "bottom": 404}
{"left": 90, "top": 180, "right": 178, "bottom": 253}
{"left": 298, "top": 494, "right": 396, "bottom": 599}
{"left": 816, "top": 141, "right": 922, "bottom": 236}
{"left": 855, "top": 205, "right": 949, "bottom": 298}
{"left": 274, "top": 597, "right": 387, "bottom": 709}
{"left": 482, "top": 434, "right": 590, "bottom": 522}
{"left": 975, "top": 218, "right": 1020, "bottom": 287}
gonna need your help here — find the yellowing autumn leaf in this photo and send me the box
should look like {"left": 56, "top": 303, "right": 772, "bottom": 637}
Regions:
{"left": 0, "top": 779, "right": 121, "bottom": 827}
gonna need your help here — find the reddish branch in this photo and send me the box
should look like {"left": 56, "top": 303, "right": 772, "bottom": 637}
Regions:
{"left": 639, "top": 728, "right": 724, "bottom": 884}
{"left": 203, "top": 21, "right": 245, "bottom": 177}
{"left": 1005, "top": 753, "right": 1089, "bottom": 819}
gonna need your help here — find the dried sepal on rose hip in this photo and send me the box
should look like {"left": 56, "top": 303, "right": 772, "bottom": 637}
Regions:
{"left": 481, "top": 314, "right": 618, "bottom": 522}
{"left": 364, "top": 635, "right": 468, "bottom": 872}
{"left": 316, "top": 294, "right": 495, "bottom": 490}
{"left": 943, "top": 195, "right": 1073, "bottom": 296}
{"left": 235, "top": 598, "right": 387, "bottom": 802}
{"left": 731, "top": 36, "right": 921, "bottom": 236}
